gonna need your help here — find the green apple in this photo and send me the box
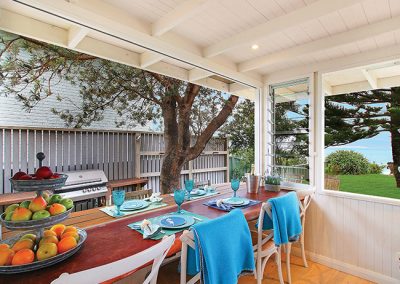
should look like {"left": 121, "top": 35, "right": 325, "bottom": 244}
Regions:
{"left": 60, "top": 198, "right": 74, "bottom": 210}
{"left": 36, "top": 242, "right": 57, "bottom": 261}
{"left": 5, "top": 204, "right": 19, "bottom": 215}
{"left": 5, "top": 211, "right": 13, "bottom": 221}
{"left": 19, "top": 200, "right": 31, "bottom": 209}
{"left": 20, "top": 233, "right": 37, "bottom": 243}
{"left": 48, "top": 194, "right": 63, "bottom": 205}
{"left": 32, "top": 210, "right": 51, "bottom": 220}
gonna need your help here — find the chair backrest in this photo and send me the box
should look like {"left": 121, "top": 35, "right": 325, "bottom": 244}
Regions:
{"left": 51, "top": 234, "right": 175, "bottom": 284}
{"left": 125, "top": 189, "right": 153, "bottom": 200}
{"left": 295, "top": 189, "right": 314, "bottom": 218}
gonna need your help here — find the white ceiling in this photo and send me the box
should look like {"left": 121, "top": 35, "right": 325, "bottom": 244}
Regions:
{"left": 1, "top": 0, "right": 400, "bottom": 99}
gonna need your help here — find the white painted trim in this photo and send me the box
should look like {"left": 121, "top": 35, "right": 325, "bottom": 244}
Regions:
{"left": 254, "top": 88, "right": 264, "bottom": 175}
{"left": 140, "top": 51, "right": 165, "bottom": 68}
{"left": 361, "top": 69, "right": 378, "bottom": 89}
{"left": 203, "top": 0, "right": 365, "bottom": 58}
{"left": 239, "top": 16, "right": 400, "bottom": 72}
{"left": 67, "top": 25, "right": 88, "bottom": 48}
{"left": 188, "top": 68, "right": 212, "bottom": 82}
{"left": 330, "top": 75, "right": 400, "bottom": 95}
{"left": 291, "top": 247, "right": 400, "bottom": 284}
{"left": 319, "top": 189, "right": 400, "bottom": 207}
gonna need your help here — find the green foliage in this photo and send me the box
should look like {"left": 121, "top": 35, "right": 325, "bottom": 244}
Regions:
{"left": 265, "top": 175, "right": 281, "bottom": 185}
{"left": 326, "top": 150, "right": 370, "bottom": 175}
{"left": 368, "top": 162, "right": 384, "bottom": 174}
{"left": 231, "top": 167, "right": 242, "bottom": 179}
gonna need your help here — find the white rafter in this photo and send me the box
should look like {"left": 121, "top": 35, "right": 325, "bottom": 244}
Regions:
{"left": 188, "top": 68, "right": 213, "bottom": 82}
{"left": 140, "top": 52, "right": 165, "bottom": 68}
{"left": 152, "top": 0, "right": 211, "bottom": 36}
{"left": 203, "top": 0, "right": 365, "bottom": 58}
{"left": 10, "top": 0, "right": 261, "bottom": 88}
{"left": 361, "top": 69, "right": 378, "bottom": 89}
{"left": 67, "top": 25, "right": 88, "bottom": 48}
{"left": 239, "top": 16, "right": 400, "bottom": 72}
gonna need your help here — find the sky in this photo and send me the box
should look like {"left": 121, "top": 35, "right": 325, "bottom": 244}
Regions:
{"left": 325, "top": 131, "right": 392, "bottom": 173}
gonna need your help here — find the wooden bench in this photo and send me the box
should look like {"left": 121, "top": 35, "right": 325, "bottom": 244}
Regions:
{"left": 106, "top": 178, "right": 148, "bottom": 204}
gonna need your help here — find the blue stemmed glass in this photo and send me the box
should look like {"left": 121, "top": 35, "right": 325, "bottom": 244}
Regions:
{"left": 231, "top": 179, "right": 240, "bottom": 198}
{"left": 184, "top": 179, "right": 194, "bottom": 200}
{"left": 174, "top": 188, "right": 185, "bottom": 213}
{"left": 112, "top": 190, "right": 125, "bottom": 216}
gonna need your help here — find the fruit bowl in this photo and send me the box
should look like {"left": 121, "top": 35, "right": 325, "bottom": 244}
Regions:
{"left": 9, "top": 174, "right": 68, "bottom": 192}
{"left": 0, "top": 208, "right": 73, "bottom": 230}
{"left": 0, "top": 228, "right": 87, "bottom": 274}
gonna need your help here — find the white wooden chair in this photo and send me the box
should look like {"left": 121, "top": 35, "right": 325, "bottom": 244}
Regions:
{"left": 295, "top": 189, "right": 314, "bottom": 268}
{"left": 179, "top": 230, "right": 201, "bottom": 284}
{"left": 51, "top": 234, "right": 175, "bottom": 284}
{"left": 253, "top": 202, "right": 284, "bottom": 284}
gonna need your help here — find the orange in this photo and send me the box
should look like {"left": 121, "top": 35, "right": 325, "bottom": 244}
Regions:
{"left": 50, "top": 224, "right": 66, "bottom": 239}
{"left": 0, "top": 248, "right": 14, "bottom": 266}
{"left": 63, "top": 226, "right": 78, "bottom": 235}
{"left": 43, "top": 230, "right": 57, "bottom": 238}
{"left": 61, "top": 232, "right": 79, "bottom": 242}
{"left": 0, "top": 244, "right": 10, "bottom": 250}
{"left": 57, "top": 236, "right": 77, "bottom": 254}
{"left": 11, "top": 249, "right": 34, "bottom": 265}
{"left": 11, "top": 239, "right": 34, "bottom": 252}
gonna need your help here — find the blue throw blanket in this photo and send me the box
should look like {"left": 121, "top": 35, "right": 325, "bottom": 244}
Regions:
{"left": 186, "top": 209, "right": 255, "bottom": 283}
{"left": 261, "top": 192, "right": 302, "bottom": 245}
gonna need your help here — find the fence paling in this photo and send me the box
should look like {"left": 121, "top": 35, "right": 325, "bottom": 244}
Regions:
{"left": 0, "top": 127, "right": 228, "bottom": 194}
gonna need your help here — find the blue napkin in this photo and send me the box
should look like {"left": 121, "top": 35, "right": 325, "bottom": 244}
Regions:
{"left": 186, "top": 209, "right": 255, "bottom": 284}
{"left": 204, "top": 199, "right": 261, "bottom": 212}
{"left": 260, "top": 191, "right": 302, "bottom": 245}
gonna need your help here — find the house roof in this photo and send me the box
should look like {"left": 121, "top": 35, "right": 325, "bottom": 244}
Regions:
{"left": 1, "top": 0, "right": 400, "bottom": 99}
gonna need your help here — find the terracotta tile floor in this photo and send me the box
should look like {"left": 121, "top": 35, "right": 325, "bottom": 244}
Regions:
{"left": 157, "top": 254, "right": 374, "bottom": 284}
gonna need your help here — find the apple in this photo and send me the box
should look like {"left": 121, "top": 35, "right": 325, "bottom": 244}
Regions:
{"left": 39, "top": 236, "right": 59, "bottom": 246}
{"left": 12, "top": 171, "right": 27, "bottom": 180}
{"left": 60, "top": 198, "right": 74, "bottom": 210}
{"left": 35, "top": 166, "right": 53, "bottom": 179}
{"left": 11, "top": 207, "right": 33, "bottom": 221}
{"left": 48, "top": 203, "right": 66, "bottom": 216}
{"left": 19, "top": 200, "right": 31, "bottom": 209}
{"left": 29, "top": 196, "right": 47, "bottom": 212}
{"left": 48, "top": 194, "right": 63, "bottom": 205}
{"left": 36, "top": 243, "right": 57, "bottom": 261}
{"left": 19, "top": 174, "right": 33, "bottom": 180}
{"left": 5, "top": 211, "right": 13, "bottom": 221}
{"left": 51, "top": 173, "right": 61, "bottom": 179}
{"left": 0, "top": 248, "right": 14, "bottom": 266}
{"left": 32, "top": 210, "right": 50, "bottom": 220}
{"left": 20, "top": 233, "right": 37, "bottom": 243}
{"left": 5, "top": 204, "right": 19, "bottom": 215}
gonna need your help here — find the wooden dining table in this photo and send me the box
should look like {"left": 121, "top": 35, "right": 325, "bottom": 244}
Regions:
{"left": 0, "top": 184, "right": 289, "bottom": 284}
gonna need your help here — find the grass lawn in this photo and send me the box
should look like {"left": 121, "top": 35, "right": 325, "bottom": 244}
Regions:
{"left": 339, "top": 174, "right": 400, "bottom": 199}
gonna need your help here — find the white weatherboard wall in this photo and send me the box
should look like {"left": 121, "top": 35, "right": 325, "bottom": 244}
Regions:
{"left": 303, "top": 193, "right": 400, "bottom": 283}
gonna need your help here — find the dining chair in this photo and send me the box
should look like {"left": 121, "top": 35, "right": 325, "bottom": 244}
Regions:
{"left": 125, "top": 189, "right": 153, "bottom": 200}
{"left": 252, "top": 202, "right": 284, "bottom": 284}
{"left": 295, "top": 189, "right": 314, "bottom": 268}
{"left": 51, "top": 234, "right": 175, "bottom": 284}
{"left": 180, "top": 231, "right": 201, "bottom": 284}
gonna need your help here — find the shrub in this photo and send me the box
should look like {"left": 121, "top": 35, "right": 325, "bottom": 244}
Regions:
{"left": 325, "top": 150, "right": 370, "bottom": 175}
{"left": 369, "top": 162, "right": 384, "bottom": 174}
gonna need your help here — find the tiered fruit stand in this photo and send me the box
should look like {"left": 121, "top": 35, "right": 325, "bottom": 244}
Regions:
{"left": 0, "top": 153, "right": 87, "bottom": 274}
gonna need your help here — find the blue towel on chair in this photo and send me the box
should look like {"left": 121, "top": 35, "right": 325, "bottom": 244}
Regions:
{"left": 261, "top": 192, "right": 302, "bottom": 245}
{"left": 187, "top": 209, "right": 255, "bottom": 284}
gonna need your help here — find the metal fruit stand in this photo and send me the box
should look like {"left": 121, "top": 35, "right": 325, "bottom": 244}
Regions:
{"left": 0, "top": 153, "right": 87, "bottom": 274}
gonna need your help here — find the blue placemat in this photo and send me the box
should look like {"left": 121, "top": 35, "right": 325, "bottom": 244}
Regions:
{"left": 203, "top": 199, "right": 261, "bottom": 212}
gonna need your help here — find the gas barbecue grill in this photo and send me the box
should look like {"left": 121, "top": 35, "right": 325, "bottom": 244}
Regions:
{"left": 56, "top": 170, "right": 108, "bottom": 211}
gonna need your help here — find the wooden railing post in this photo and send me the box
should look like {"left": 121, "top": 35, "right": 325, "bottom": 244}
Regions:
{"left": 134, "top": 133, "right": 141, "bottom": 179}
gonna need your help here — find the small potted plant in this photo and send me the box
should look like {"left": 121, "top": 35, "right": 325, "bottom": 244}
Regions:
{"left": 264, "top": 175, "right": 281, "bottom": 192}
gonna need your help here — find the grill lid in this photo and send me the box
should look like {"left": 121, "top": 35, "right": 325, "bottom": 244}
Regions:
{"left": 56, "top": 170, "right": 108, "bottom": 191}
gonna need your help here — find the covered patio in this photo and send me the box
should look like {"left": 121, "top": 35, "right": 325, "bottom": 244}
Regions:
{"left": 0, "top": 0, "right": 400, "bottom": 283}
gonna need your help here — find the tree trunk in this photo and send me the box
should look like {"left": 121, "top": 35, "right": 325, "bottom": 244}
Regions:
{"left": 390, "top": 87, "right": 400, "bottom": 188}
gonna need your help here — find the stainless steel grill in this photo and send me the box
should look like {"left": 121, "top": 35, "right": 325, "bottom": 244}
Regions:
{"left": 56, "top": 170, "right": 108, "bottom": 211}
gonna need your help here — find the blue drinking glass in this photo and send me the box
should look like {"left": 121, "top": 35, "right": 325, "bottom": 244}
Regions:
{"left": 184, "top": 179, "right": 194, "bottom": 200}
{"left": 112, "top": 189, "right": 125, "bottom": 216}
{"left": 174, "top": 188, "right": 185, "bottom": 213}
{"left": 231, "top": 179, "right": 240, "bottom": 198}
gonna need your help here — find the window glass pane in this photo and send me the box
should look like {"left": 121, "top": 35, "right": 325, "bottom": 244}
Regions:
{"left": 267, "top": 78, "right": 310, "bottom": 184}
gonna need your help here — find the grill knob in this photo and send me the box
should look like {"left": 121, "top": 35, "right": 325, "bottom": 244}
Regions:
{"left": 83, "top": 189, "right": 87, "bottom": 193}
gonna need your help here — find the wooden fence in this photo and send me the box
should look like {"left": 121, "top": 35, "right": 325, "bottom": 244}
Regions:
{"left": 0, "top": 127, "right": 229, "bottom": 194}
